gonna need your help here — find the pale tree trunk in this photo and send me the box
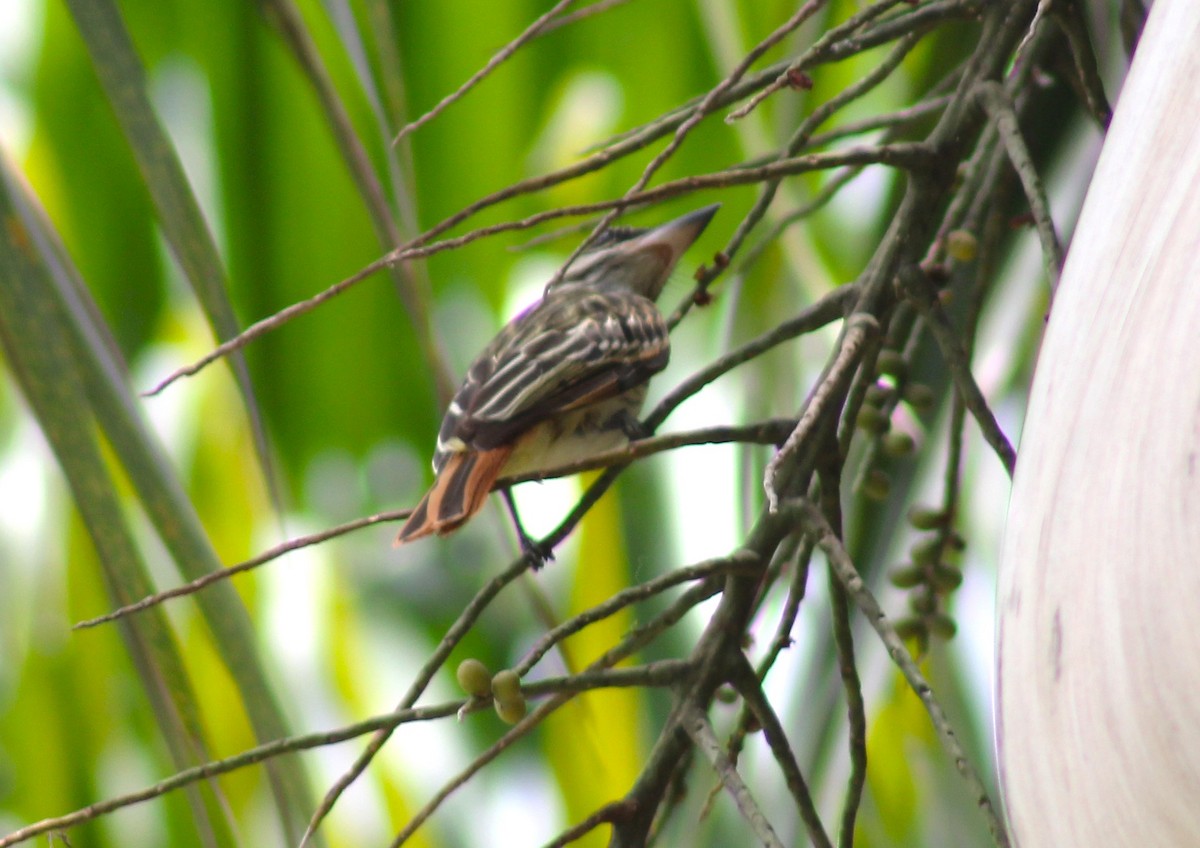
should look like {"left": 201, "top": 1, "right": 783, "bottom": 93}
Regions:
{"left": 996, "top": 0, "right": 1200, "bottom": 844}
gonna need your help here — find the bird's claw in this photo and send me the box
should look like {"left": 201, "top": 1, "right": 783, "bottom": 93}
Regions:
{"left": 518, "top": 531, "right": 555, "bottom": 569}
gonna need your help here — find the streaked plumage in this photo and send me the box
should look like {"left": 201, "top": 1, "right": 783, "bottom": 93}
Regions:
{"left": 396, "top": 205, "right": 718, "bottom": 548}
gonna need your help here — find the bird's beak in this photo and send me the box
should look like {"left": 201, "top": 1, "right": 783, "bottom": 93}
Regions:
{"left": 625, "top": 203, "right": 720, "bottom": 264}
{"left": 608, "top": 204, "right": 719, "bottom": 300}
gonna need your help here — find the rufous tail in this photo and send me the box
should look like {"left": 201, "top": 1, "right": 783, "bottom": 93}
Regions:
{"left": 394, "top": 446, "right": 514, "bottom": 545}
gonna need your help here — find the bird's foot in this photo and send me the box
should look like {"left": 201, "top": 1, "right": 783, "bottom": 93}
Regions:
{"left": 517, "top": 530, "right": 555, "bottom": 569}
{"left": 615, "top": 412, "right": 652, "bottom": 442}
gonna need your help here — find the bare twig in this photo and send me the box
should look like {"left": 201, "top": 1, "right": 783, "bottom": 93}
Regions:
{"left": 727, "top": 655, "right": 833, "bottom": 848}
{"left": 764, "top": 313, "right": 881, "bottom": 510}
{"left": 388, "top": 692, "right": 579, "bottom": 845}
{"left": 1050, "top": 0, "right": 1113, "bottom": 126}
{"left": 391, "top": 0, "right": 579, "bottom": 144}
{"left": 798, "top": 500, "right": 1010, "bottom": 847}
{"left": 144, "top": 143, "right": 924, "bottom": 397}
{"left": 657, "top": 284, "right": 858, "bottom": 414}
{"left": 301, "top": 555, "right": 533, "bottom": 846}
{"left": 898, "top": 265, "right": 1017, "bottom": 476}
{"left": 72, "top": 509, "right": 407, "bottom": 630}
{"left": 264, "top": 0, "right": 454, "bottom": 400}
{"left": 502, "top": 419, "right": 795, "bottom": 486}
{"left": 976, "top": 81, "right": 1063, "bottom": 294}
{"left": 541, "top": 800, "right": 638, "bottom": 848}
{"left": 515, "top": 552, "right": 758, "bottom": 676}
{"left": 76, "top": 423, "right": 783, "bottom": 629}
{"left": 545, "top": 0, "right": 831, "bottom": 291}
{"left": 726, "top": 0, "right": 907, "bottom": 121}
{"left": 0, "top": 660, "right": 695, "bottom": 848}
{"left": 390, "top": 600, "right": 720, "bottom": 847}
{"left": 815, "top": 467, "right": 867, "bottom": 847}
{"left": 542, "top": 0, "right": 634, "bottom": 33}
{"left": 682, "top": 705, "right": 787, "bottom": 848}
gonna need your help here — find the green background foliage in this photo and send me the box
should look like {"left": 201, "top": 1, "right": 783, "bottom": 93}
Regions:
{"left": 0, "top": 0, "right": 1112, "bottom": 845}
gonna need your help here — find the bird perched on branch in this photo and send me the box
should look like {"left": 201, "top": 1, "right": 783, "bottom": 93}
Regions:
{"left": 395, "top": 204, "right": 719, "bottom": 559}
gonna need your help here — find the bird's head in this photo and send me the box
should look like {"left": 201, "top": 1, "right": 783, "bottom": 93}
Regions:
{"left": 548, "top": 204, "right": 719, "bottom": 301}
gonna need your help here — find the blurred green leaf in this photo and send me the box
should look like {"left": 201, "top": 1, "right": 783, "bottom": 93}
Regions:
{"left": 63, "top": 0, "right": 283, "bottom": 516}
{"left": 0, "top": 164, "right": 235, "bottom": 848}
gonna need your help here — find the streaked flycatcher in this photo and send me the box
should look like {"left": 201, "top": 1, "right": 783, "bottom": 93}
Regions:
{"left": 396, "top": 204, "right": 719, "bottom": 557}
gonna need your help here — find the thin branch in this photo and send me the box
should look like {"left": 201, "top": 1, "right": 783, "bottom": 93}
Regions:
{"left": 541, "top": 800, "right": 638, "bottom": 848}
{"left": 758, "top": 534, "right": 813, "bottom": 679}
{"left": 1050, "top": 0, "right": 1112, "bottom": 126}
{"left": 144, "top": 144, "right": 924, "bottom": 397}
{"left": 0, "top": 660, "right": 692, "bottom": 848}
{"left": 799, "top": 31, "right": 926, "bottom": 149}
{"left": 301, "top": 555, "right": 533, "bottom": 846}
{"left": 523, "top": 659, "right": 696, "bottom": 698}
{"left": 542, "top": 0, "right": 634, "bottom": 33}
{"left": 727, "top": 0, "right": 906, "bottom": 121}
{"left": 797, "top": 500, "right": 1010, "bottom": 847}
{"left": 0, "top": 700, "right": 457, "bottom": 848}
{"left": 728, "top": 76, "right": 963, "bottom": 292}
{"left": 588, "top": 0, "right": 980, "bottom": 161}
{"left": 804, "top": 93, "right": 954, "bottom": 148}
{"left": 390, "top": 608, "right": 717, "bottom": 847}
{"left": 682, "top": 705, "right": 787, "bottom": 848}
{"left": 655, "top": 284, "right": 858, "bottom": 421}
{"left": 727, "top": 655, "right": 833, "bottom": 848}
{"left": 142, "top": 253, "right": 393, "bottom": 396}
{"left": 816, "top": 467, "right": 867, "bottom": 847}
{"left": 73, "top": 508, "right": 408, "bottom": 629}
{"left": 393, "top": 696, "right": 606, "bottom": 846}
{"left": 699, "top": 532, "right": 815, "bottom": 822}
{"left": 76, "top": 423, "right": 782, "bottom": 629}
{"left": 764, "top": 313, "right": 881, "bottom": 510}
{"left": 0, "top": 660, "right": 696, "bottom": 848}
{"left": 630, "top": 0, "right": 826, "bottom": 192}
{"left": 898, "top": 265, "right": 1016, "bottom": 476}
{"left": 391, "top": 0, "right": 579, "bottom": 144}
{"left": 501, "top": 419, "right": 795, "bottom": 486}
{"left": 314, "top": 568, "right": 726, "bottom": 846}
{"left": 515, "top": 552, "right": 758, "bottom": 676}
{"left": 677, "top": 16, "right": 941, "bottom": 325}
{"left": 976, "top": 81, "right": 1063, "bottom": 295}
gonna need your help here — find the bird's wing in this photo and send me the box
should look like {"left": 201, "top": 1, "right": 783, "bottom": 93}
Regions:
{"left": 436, "top": 289, "right": 669, "bottom": 463}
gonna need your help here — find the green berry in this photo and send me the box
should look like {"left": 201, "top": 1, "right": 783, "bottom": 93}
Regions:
{"left": 945, "top": 229, "right": 978, "bottom": 262}
{"left": 456, "top": 659, "right": 492, "bottom": 697}
{"left": 929, "top": 613, "right": 958, "bottom": 639}
{"left": 907, "top": 506, "right": 946, "bottom": 530}
{"left": 862, "top": 469, "right": 891, "bottom": 501}
{"left": 889, "top": 563, "right": 925, "bottom": 589}
{"left": 903, "top": 383, "right": 936, "bottom": 411}
{"left": 856, "top": 404, "right": 891, "bottom": 435}
{"left": 491, "top": 669, "right": 522, "bottom": 702}
{"left": 494, "top": 694, "right": 528, "bottom": 725}
{"left": 930, "top": 563, "right": 964, "bottom": 592}
{"left": 864, "top": 383, "right": 892, "bottom": 406}
{"left": 894, "top": 617, "right": 927, "bottom": 642}
{"left": 876, "top": 349, "right": 907, "bottom": 380}
{"left": 882, "top": 431, "right": 915, "bottom": 456}
{"left": 911, "top": 537, "right": 941, "bottom": 566}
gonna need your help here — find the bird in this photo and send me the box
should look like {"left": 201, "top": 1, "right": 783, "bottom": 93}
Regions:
{"left": 395, "top": 204, "right": 719, "bottom": 559}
